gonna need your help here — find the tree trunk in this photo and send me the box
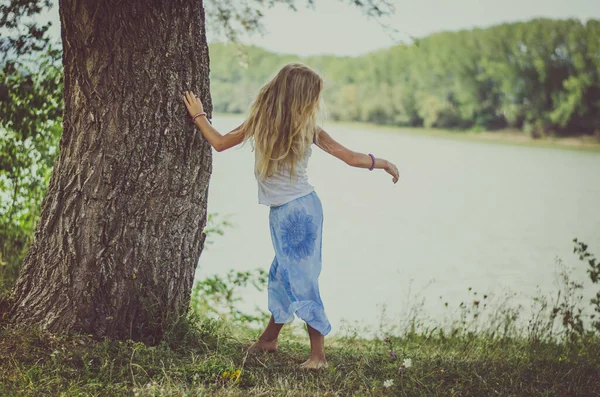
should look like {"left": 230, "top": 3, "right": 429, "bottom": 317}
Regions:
{"left": 8, "top": 0, "right": 213, "bottom": 343}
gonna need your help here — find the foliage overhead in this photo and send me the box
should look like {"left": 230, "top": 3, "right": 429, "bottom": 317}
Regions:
{"left": 205, "top": 0, "right": 395, "bottom": 42}
{"left": 0, "top": 0, "right": 53, "bottom": 63}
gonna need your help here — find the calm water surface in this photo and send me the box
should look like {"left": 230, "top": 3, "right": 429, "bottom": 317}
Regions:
{"left": 198, "top": 116, "right": 600, "bottom": 335}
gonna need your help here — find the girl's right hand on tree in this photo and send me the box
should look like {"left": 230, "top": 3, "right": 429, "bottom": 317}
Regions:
{"left": 183, "top": 91, "right": 204, "bottom": 117}
{"left": 384, "top": 161, "right": 399, "bottom": 184}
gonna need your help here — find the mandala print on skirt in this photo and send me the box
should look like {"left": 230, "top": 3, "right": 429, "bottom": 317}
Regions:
{"left": 267, "top": 191, "right": 332, "bottom": 336}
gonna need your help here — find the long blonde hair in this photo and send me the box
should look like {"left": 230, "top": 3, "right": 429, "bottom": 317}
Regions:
{"left": 243, "top": 63, "right": 323, "bottom": 180}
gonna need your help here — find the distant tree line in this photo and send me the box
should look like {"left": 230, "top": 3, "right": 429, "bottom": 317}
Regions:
{"left": 210, "top": 18, "right": 600, "bottom": 137}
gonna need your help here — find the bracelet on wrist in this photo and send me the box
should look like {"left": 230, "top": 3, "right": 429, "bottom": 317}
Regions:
{"left": 192, "top": 112, "right": 207, "bottom": 122}
{"left": 368, "top": 153, "right": 376, "bottom": 171}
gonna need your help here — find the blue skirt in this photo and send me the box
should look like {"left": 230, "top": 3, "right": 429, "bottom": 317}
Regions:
{"left": 267, "top": 191, "right": 332, "bottom": 336}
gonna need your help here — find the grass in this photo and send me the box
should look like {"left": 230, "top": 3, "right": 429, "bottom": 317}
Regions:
{"left": 2, "top": 238, "right": 599, "bottom": 396}
{"left": 1, "top": 310, "right": 599, "bottom": 397}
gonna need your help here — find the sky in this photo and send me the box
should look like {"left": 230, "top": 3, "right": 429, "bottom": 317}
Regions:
{"left": 39, "top": 0, "right": 600, "bottom": 56}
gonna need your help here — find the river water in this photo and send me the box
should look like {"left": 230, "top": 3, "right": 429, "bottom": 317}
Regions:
{"left": 197, "top": 115, "right": 600, "bottom": 336}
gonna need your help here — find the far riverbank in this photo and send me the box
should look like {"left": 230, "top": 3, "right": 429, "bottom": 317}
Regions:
{"left": 214, "top": 113, "right": 600, "bottom": 153}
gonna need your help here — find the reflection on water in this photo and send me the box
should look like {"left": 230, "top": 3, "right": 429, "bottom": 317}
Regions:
{"left": 198, "top": 116, "right": 600, "bottom": 335}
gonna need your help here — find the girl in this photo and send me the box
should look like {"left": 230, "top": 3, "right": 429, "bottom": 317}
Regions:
{"left": 183, "top": 63, "right": 399, "bottom": 369}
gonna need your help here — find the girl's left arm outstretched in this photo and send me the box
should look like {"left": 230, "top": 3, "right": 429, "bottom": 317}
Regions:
{"left": 315, "top": 127, "right": 399, "bottom": 184}
{"left": 183, "top": 91, "right": 244, "bottom": 152}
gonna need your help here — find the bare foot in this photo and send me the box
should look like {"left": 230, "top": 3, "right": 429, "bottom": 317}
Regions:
{"left": 300, "top": 358, "right": 328, "bottom": 370}
{"left": 248, "top": 339, "right": 278, "bottom": 353}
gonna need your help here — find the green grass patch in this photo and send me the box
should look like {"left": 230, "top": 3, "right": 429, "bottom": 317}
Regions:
{"left": 2, "top": 242, "right": 599, "bottom": 396}
{"left": 1, "top": 312, "right": 599, "bottom": 397}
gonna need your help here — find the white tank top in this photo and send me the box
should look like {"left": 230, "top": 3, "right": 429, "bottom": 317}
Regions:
{"left": 256, "top": 145, "right": 315, "bottom": 207}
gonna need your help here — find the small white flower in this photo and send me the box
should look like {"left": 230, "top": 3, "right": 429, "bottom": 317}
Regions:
{"left": 402, "top": 358, "right": 413, "bottom": 368}
{"left": 383, "top": 379, "right": 394, "bottom": 388}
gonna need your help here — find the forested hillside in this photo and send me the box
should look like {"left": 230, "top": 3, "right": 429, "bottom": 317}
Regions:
{"left": 209, "top": 18, "right": 600, "bottom": 137}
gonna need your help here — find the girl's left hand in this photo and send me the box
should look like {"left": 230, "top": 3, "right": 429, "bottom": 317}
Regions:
{"left": 183, "top": 91, "right": 204, "bottom": 117}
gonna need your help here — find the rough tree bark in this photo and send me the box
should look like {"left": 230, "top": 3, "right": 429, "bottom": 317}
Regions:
{"left": 8, "top": 0, "right": 213, "bottom": 343}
